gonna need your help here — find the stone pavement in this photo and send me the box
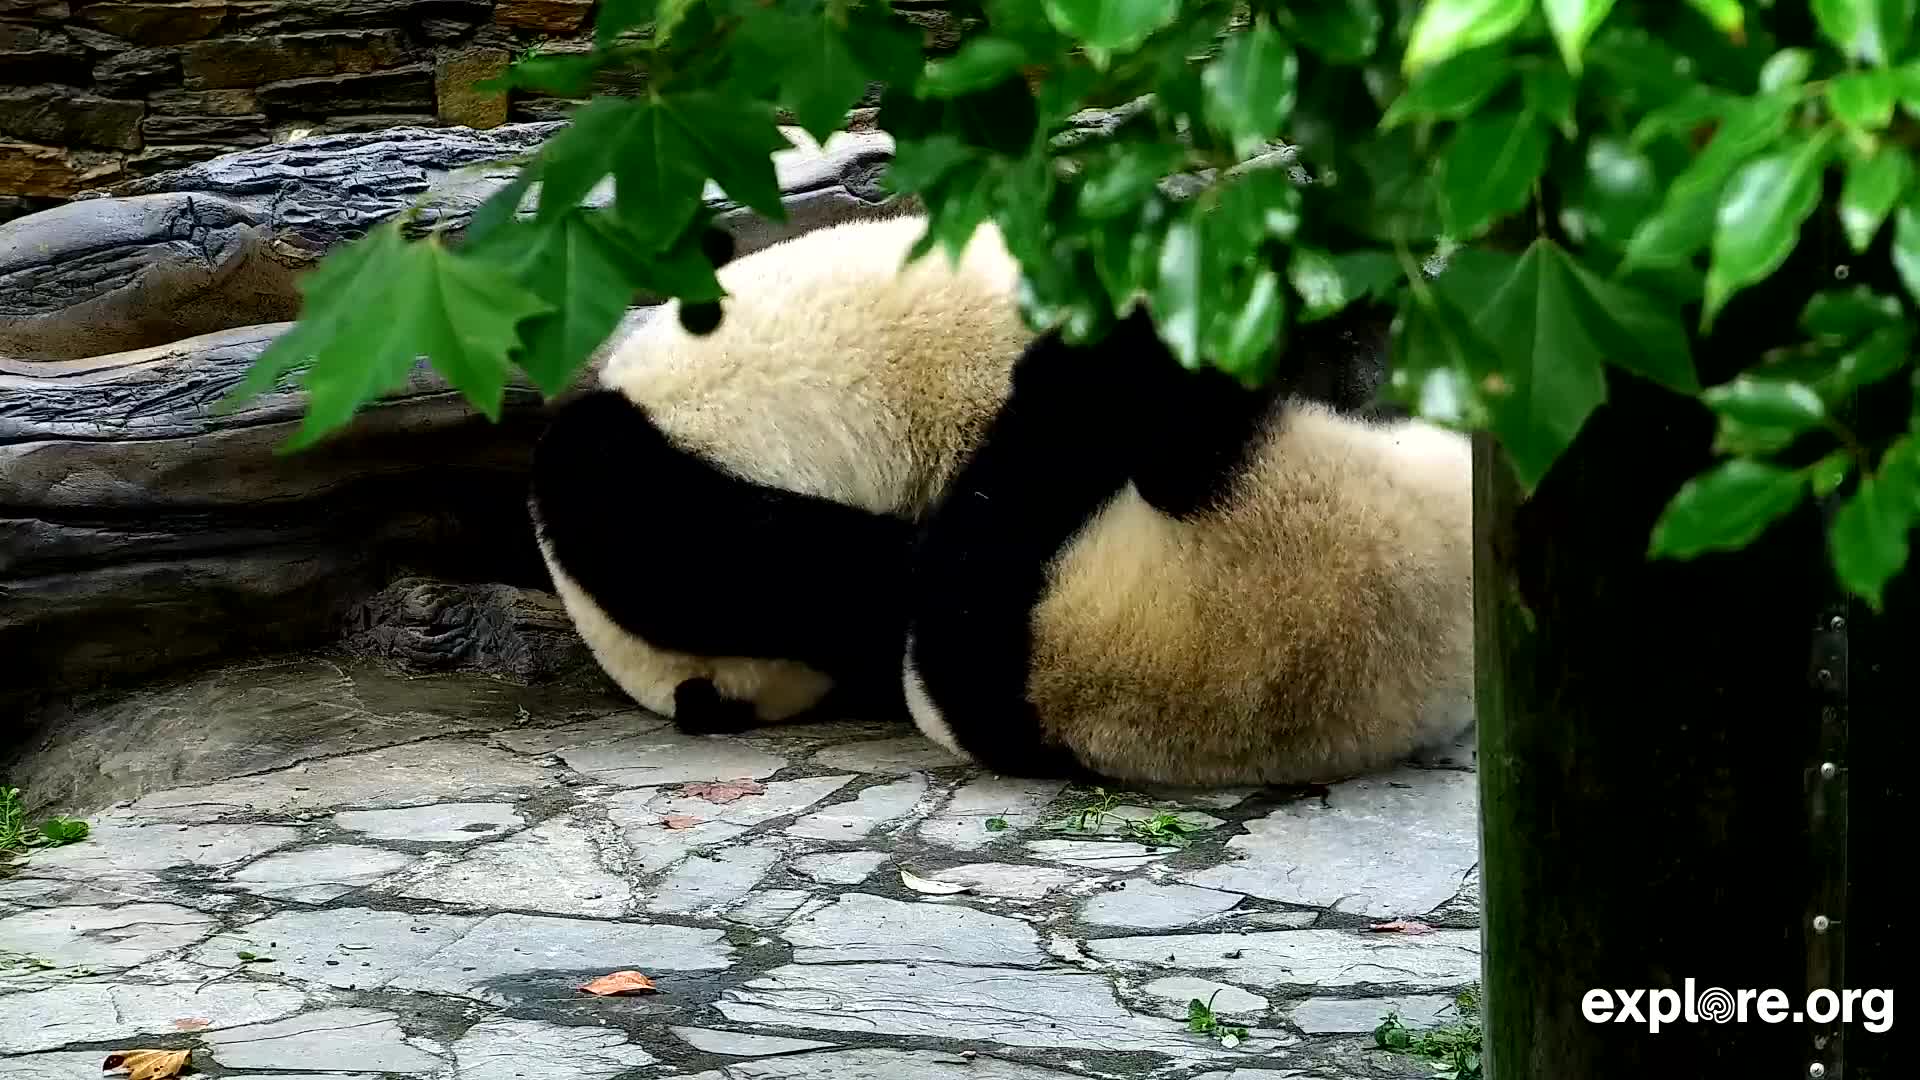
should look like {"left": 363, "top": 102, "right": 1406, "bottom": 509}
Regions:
{"left": 1, "top": 657, "right": 1482, "bottom": 1079}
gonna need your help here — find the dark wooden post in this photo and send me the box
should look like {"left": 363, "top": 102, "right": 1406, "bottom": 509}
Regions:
{"left": 1472, "top": 227, "right": 1912, "bottom": 1077}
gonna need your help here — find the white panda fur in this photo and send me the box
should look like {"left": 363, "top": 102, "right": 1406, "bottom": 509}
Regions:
{"left": 526, "top": 213, "right": 1033, "bottom": 734}
{"left": 897, "top": 306, "right": 1475, "bottom": 788}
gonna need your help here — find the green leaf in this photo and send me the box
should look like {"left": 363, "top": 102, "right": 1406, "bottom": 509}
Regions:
{"left": 1649, "top": 460, "right": 1809, "bottom": 558}
{"left": 1619, "top": 184, "right": 1717, "bottom": 270}
{"left": 1828, "top": 70, "right": 1898, "bottom": 130}
{"left": 222, "top": 226, "right": 404, "bottom": 410}
{"left": 1839, "top": 147, "right": 1914, "bottom": 252}
{"left": 1276, "top": 0, "right": 1383, "bottom": 63}
{"left": 1542, "top": 0, "right": 1617, "bottom": 74}
{"left": 1379, "top": 49, "right": 1514, "bottom": 129}
{"left": 1892, "top": 198, "right": 1920, "bottom": 307}
{"left": 1472, "top": 240, "right": 1612, "bottom": 488}
{"left": 1201, "top": 23, "right": 1299, "bottom": 155}
{"left": 1391, "top": 286, "right": 1500, "bottom": 431}
{"left": 1403, "top": 0, "right": 1533, "bottom": 74}
{"left": 1812, "top": 451, "right": 1855, "bottom": 497}
{"left": 1801, "top": 285, "right": 1906, "bottom": 338}
{"left": 1703, "top": 375, "right": 1826, "bottom": 434}
{"left": 1829, "top": 471, "right": 1917, "bottom": 610}
{"left": 1559, "top": 137, "right": 1660, "bottom": 252}
{"left": 1209, "top": 166, "right": 1304, "bottom": 248}
{"left": 1559, "top": 255, "right": 1700, "bottom": 393}
{"left": 1152, "top": 215, "right": 1207, "bottom": 368}
{"left": 489, "top": 214, "right": 658, "bottom": 396}
{"left": 36, "top": 818, "right": 88, "bottom": 846}
{"left": 922, "top": 36, "right": 1029, "bottom": 98}
{"left": 597, "top": 0, "right": 656, "bottom": 45}
{"left": 1758, "top": 48, "right": 1814, "bottom": 92}
{"left": 1289, "top": 248, "right": 1402, "bottom": 322}
{"left": 1438, "top": 110, "right": 1550, "bottom": 237}
{"left": 466, "top": 166, "right": 538, "bottom": 248}
{"left": 1702, "top": 130, "right": 1837, "bottom": 330}
{"left": 1811, "top": 0, "right": 1915, "bottom": 67}
{"left": 1684, "top": 0, "right": 1745, "bottom": 37}
{"left": 535, "top": 98, "right": 652, "bottom": 222}
{"left": 732, "top": 12, "right": 871, "bottom": 144}
{"left": 1523, "top": 64, "right": 1577, "bottom": 137}
{"left": 1628, "top": 89, "right": 1734, "bottom": 146}
{"left": 1669, "top": 92, "right": 1796, "bottom": 202}
{"left": 657, "top": 92, "right": 792, "bottom": 219}
{"left": 1827, "top": 323, "right": 1915, "bottom": 397}
{"left": 286, "top": 238, "right": 554, "bottom": 450}
{"left": 1041, "top": 0, "right": 1179, "bottom": 55}
{"left": 485, "top": 52, "right": 602, "bottom": 95}
{"left": 1209, "top": 267, "right": 1287, "bottom": 380}
{"left": 1076, "top": 143, "right": 1185, "bottom": 219}
{"left": 883, "top": 134, "right": 977, "bottom": 194}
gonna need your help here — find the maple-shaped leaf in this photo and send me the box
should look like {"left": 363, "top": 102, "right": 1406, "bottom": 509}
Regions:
{"left": 680, "top": 778, "right": 766, "bottom": 804}
{"left": 660, "top": 814, "right": 702, "bottom": 830}
{"left": 103, "top": 1049, "right": 191, "bottom": 1079}
{"left": 579, "top": 970, "right": 659, "bottom": 995}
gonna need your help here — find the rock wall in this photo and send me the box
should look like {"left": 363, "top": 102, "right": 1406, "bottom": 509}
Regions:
{"left": 0, "top": 0, "right": 963, "bottom": 222}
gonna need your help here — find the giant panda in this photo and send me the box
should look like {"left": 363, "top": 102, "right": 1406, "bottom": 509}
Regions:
{"left": 527, "top": 210, "right": 1432, "bottom": 772}
{"left": 527, "top": 212, "right": 1035, "bottom": 735}
{"left": 899, "top": 304, "right": 1475, "bottom": 788}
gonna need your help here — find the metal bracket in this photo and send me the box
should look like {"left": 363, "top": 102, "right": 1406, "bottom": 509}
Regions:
{"left": 1804, "top": 585, "right": 1850, "bottom": 1079}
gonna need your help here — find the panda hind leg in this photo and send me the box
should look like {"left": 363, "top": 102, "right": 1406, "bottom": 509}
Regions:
{"left": 672, "top": 678, "right": 762, "bottom": 735}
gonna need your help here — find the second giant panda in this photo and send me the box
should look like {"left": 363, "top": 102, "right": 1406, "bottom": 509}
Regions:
{"left": 900, "top": 305, "right": 1475, "bottom": 788}
{"left": 528, "top": 213, "right": 1034, "bottom": 734}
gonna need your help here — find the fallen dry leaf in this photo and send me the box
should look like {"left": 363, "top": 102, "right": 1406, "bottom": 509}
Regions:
{"left": 103, "top": 1048, "right": 191, "bottom": 1079}
{"left": 1368, "top": 920, "right": 1435, "bottom": 935}
{"left": 579, "top": 970, "right": 659, "bottom": 996}
{"left": 680, "top": 778, "right": 766, "bottom": 804}
{"left": 170, "top": 1018, "right": 210, "bottom": 1032}
{"left": 899, "top": 869, "right": 971, "bottom": 895}
{"left": 660, "top": 814, "right": 702, "bottom": 829}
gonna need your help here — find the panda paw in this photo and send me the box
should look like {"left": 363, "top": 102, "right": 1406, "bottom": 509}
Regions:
{"left": 671, "top": 678, "right": 760, "bottom": 735}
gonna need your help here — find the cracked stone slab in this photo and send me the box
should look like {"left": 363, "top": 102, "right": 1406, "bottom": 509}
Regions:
{"left": 0, "top": 982, "right": 307, "bottom": 1054}
{"left": 693, "top": 1048, "right": 1095, "bottom": 1078}
{"left": 397, "top": 817, "right": 631, "bottom": 916}
{"left": 788, "top": 850, "right": 890, "bottom": 885}
{"left": 810, "top": 736, "right": 967, "bottom": 773}
{"left": 19, "top": 822, "right": 301, "bottom": 876}
{"left": 1142, "top": 977, "right": 1270, "bottom": 1017}
{"left": 206, "top": 1006, "right": 445, "bottom": 1073}
{"left": 717, "top": 962, "right": 1269, "bottom": 1057}
{"left": 785, "top": 774, "right": 927, "bottom": 840}
{"left": 1081, "top": 881, "right": 1244, "bottom": 929}
{"left": 671, "top": 1027, "right": 839, "bottom": 1056}
{"left": 127, "top": 740, "right": 553, "bottom": 822}
{"left": 332, "top": 801, "right": 525, "bottom": 842}
{"left": 226, "top": 843, "right": 417, "bottom": 903}
{"left": 1085, "top": 929, "right": 1481, "bottom": 991}
{"left": 0, "top": 902, "right": 216, "bottom": 970}
{"left": 389, "top": 912, "right": 734, "bottom": 1004}
{"left": 781, "top": 892, "right": 1045, "bottom": 965}
{"left": 488, "top": 710, "right": 668, "bottom": 755}
{"left": 917, "top": 862, "right": 1086, "bottom": 900}
{"left": 610, "top": 775, "right": 856, "bottom": 871}
{"left": 1289, "top": 994, "right": 1463, "bottom": 1034}
{"left": 453, "top": 1017, "right": 657, "bottom": 1079}
{"left": 917, "top": 777, "right": 1066, "bottom": 850}
{"left": 1024, "top": 839, "right": 1175, "bottom": 870}
{"left": 554, "top": 729, "right": 790, "bottom": 787}
{"left": 724, "top": 888, "right": 813, "bottom": 928}
{"left": 1181, "top": 768, "right": 1479, "bottom": 919}
{"left": 189, "top": 908, "right": 483, "bottom": 988}
{"left": 647, "top": 845, "right": 781, "bottom": 914}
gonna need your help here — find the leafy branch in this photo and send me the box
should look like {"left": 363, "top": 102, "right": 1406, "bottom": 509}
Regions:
{"left": 229, "top": 0, "right": 1920, "bottom": 608}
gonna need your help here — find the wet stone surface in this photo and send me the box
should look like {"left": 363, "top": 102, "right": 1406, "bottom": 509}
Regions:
{"left": 1, "top": 658, "right": 1478, "bottom": 1078}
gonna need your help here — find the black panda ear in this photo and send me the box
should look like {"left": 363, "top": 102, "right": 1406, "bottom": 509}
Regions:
{"left": 680, "top": 299, "right": 724, "bottom": 336}
{"left": 700, "top": 226, "right": 737, "bottom": 270}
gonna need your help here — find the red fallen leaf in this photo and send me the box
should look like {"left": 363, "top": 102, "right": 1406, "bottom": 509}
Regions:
{"left": 1369, "top": 920, "right": 1436, "bottom": 935}
{"left": 579, "top": 970, "right": 659, "bottom": 995}
{"left": 170, "top": 1018, "right": 210, "bottom": 1031}
{"left": 660, "top": 814, "right": 701, "bottom": 829}
{"left": 680, "top": 778, "right": 766, "bottom": 804}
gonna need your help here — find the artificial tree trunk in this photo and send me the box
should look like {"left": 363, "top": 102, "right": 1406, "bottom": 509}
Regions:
{"left": 1473, "top": 223, "right": 1913, "bottom": 1078}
